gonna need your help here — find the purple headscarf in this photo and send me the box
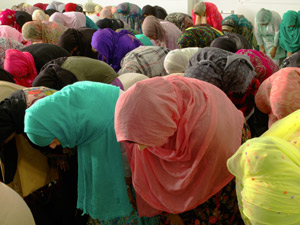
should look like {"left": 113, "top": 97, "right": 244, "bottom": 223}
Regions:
{"left": 91, "top": 28, "right": 143, "bottom": 71}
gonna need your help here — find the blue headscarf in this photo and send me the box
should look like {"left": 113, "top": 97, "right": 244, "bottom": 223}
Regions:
{"left": 24, "top": 81, "right": 132, "bottom": 219}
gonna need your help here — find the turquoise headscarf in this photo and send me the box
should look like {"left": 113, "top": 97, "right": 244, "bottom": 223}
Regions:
{"left": 135, "top": 34, "right": 153, "bottom": 46}
{"left": 279, "top": 10, "right": 300, "bottom": 53}
{"left": 24, "top": 81, "right": 132, "bottom": 220}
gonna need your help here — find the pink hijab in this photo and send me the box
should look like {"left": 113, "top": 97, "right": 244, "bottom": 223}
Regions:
{"left": 0, "top": 25, "right": 25, "bottom": 44}
{"left": 4, "top": 49, "right": 37, "bottom": 87}
{"left": 192, "top": 2, "right": 223, "bottom": 31}
{"left": 49, "top": 11, "right": 86, "bottom": 28}
{"left": 100, "top": 6, "right": 113, "bottom": 19}
{"left": 236, "top": 49, "right": 279, "bottom": 83}
{"left": 114, "top": 76, "right": 244, "bottom": 216}
{"left": 0, "top": 9, "right": 20, "bottom": 31}
{"left": 255, "top": 67, "right": 300, "bottom": 128}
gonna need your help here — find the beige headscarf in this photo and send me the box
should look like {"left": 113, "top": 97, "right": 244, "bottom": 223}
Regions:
{"left": 164, "top": 47, "right": 201, "bottom": 74}
{"left": 142, "top": 15, "right": 165, "bottom": 46}
{"left": 194, "top": 1, "right": 206, "bottom": 16}
{"left": 83, "top": 2, "right": 97, "bottom": 13}
{"left": 117, "top": 72, "right": 148, "bottom": 90}
{"left": 32, "top": 9, "right": 49, "bottom": 21}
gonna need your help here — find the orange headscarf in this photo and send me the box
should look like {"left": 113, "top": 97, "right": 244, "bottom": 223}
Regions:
{"left": 114, "top": 76, "right": 244, "bottom": 216}
{"left": 255, "top": 67, "right": 300, "bottom": 127}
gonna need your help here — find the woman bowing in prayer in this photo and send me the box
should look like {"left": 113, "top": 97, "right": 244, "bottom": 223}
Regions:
{"left": 114, "top": 75, "right": 248, "bottom": 224}
{"left": 24, "top": 81, "right": 160, "bottom": 224}
{"left": 142, "top": 15, "right": 182, "bottom": 50}
{"left": 91, "top": 28, "right": 143, "bottom": 72}
{"left": 254, "top": 8, "right": 285, "bottom": 65}
{"left": 279, "top": 10, "right": 300, "bottom": 57}
{"left": 117, "top": 2, "right": 143, "bottom": 33}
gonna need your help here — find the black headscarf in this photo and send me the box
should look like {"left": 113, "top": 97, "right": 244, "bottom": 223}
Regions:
{"left": 33, "top": 57, "right": 78, "bottom": 90}
{"left": 0, "top": 68, "right": 16, "bottom": 83}
{"left": 210, "top": 33, "right": 252, "bottom": 53}
{"left": 58, "top": 28, "right": 98, "bottom": 59}
{"left": 20, "top": 43, "right": 71, "bottom": 73}
{"left": 142, "top": 5, "right": 167, "bottom": 20}
{"left": 96, "top": 18, "right": 124, "bottom": 31}
{"left": 280, "top": 50, "right": 300, "bottom": 68}
{"left": 44, "top": 8, "right": 58, "bottom": 16}
{"left": 15, "top": 11, "right": 32, "bottom": 29}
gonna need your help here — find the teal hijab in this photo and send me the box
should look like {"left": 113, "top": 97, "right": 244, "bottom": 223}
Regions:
{"left": 24, "top": 81, "right": 132, "bottom": 220}
{"left": 135, "top": 34, "right": 153, "bottom": 46}
{"left": 279, "top": 10, "right": 300, "bottom": 53}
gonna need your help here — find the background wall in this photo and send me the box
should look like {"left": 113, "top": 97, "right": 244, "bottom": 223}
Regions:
{"left": 1, "top": 0, "right": 300, "bottom": 24}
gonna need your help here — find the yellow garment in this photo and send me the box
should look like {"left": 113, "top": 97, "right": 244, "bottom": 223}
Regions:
{"left": 0, "top": 81, "right": 24, "bottom": 101}
{"left": 227, "top": 110, "right": 300, "bottom": 225}
{"left": 8, "top": 134, "right": 58, "bottom": 197}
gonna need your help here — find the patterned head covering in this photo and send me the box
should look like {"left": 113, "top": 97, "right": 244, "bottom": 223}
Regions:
{"left": 117, "top": 2, "right": 143, "bottom": 33}
{"left": 165, "top": 13, "right": 193, "bottom": 31}
{"left": 255, "top": 67, "right": 300, "bottom": 128}
{"left": 32, "top": 9, "right": 50, "bottom": 21}
{"left": 0, "top": 37, "right": 24, "bottom": 68}
{"left": 236, "top": 49, "right": 279, "bottom": 83}
{"left": 0, "top": 9, "right": 19, "bottom": 30}
{"left": 22, "top": 20, "right": 67, "bottom": 44}
{"left": 178, "top": 26, "right": 222, "bottom": 48}
{"left": 227, "top": 132, "right": 300, "bottom": 225}
{"left": 118, "top": 46, "right": 170, "bottom": 77}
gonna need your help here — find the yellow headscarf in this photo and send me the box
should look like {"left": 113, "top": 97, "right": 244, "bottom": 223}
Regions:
{"left": 227, "top": 109, "right": 300, "bottom": 225}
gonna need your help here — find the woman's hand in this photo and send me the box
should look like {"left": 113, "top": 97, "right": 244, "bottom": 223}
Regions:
{"left": 287, "top": 51, "right": 293, "bottom": 57}
{"left": 270, "top": 46, "right": 277, "bottom": 58}
{"left": 165, "top": 214, "right": 185, "bottom": 225}
{"left": 259, "top": 45, "right": 266, "bottom": 54}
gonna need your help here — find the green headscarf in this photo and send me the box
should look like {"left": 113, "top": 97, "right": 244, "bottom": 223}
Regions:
{"left": 61, "top": 56, "right": 117, "bottom": 83}
{"left": 279, "top": 10, "right": 300, "bottom": 53}
{"left": 24, "top": 81, "right": 132, "bottom": 220}
{"left": 256, "top": 8, "right": 273, "bottom": 37}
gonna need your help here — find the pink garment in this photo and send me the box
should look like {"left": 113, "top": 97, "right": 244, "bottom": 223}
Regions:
{"left": 34, "top": 3, "right": 49, "bottom": 10}
{"left": 4, "top": 49, "right": 37, "bottom": 87}
{"left": 236, "top": 49, "right": 279, "bottom": 83}
{"left": 192, "top": 2, "right": 223, "bottom": 32}
{"left": 255, "top": 67, "right": 300, "bottom": 128}
{"left": 100, "top": 6, "right": 113, "bottom": 19}
{"left": 49, "top": 11, "right": 86, "bottom": 29}
{"left": 160, "top": 21, "right": 182, "bottom": 50}
{"left": 0, "top": 9, "right": 20, "bottom": 31}
{"left": 114, "top": 76, "right": 244, "bottom": 216}
{"left": 0, "top": 25, "right": 25, "bottom": 43}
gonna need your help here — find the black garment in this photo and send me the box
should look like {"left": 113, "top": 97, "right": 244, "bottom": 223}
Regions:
{"left": 20, "top": 43, "right": 71, "bottom": 73}
{"left": 0, "top": 90, "right": 26, "bottom": 183}
{"left": 58, "top": 28, "right": 98, "bottom": 59}
{"left": 142, "top": 5, "right": 167, "bottom": 20}
{"left": 44, "top": 8, "right": 58, "bottom": 16}
{"left": 0, "top": 68, "right": 16, "bottom": 83}
{"left": 15, "top": 11, "right": 32, "bottom": 29}
{"left": 247, "top": 105, "right": 269, "bottom": 137}
{"left": 280, "top": 50, "right": 300, "bottom": 68}
{"left": 96, "top": 18, "right": 124, "bottom": 31}
{"left": 33, "top": 57, "right": 78, "bottom": 90}
{"left": 210, "top": 33, "right": 252, "bottom": 53}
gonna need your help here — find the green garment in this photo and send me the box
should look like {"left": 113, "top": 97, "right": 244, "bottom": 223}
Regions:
{"left": 61, "top": 56, "right": 117, "bottom": 83}
{"left": 255, "top": 8, "right": 286, "bottom": 59}
{"left": 24, "top": 81, "right": 132, "bottom": 220}
{"left": 135, "top": 34, "right": 153, "bottom": 46}
{"left": 279, "top": 10, "right": 300, "bottom": 53}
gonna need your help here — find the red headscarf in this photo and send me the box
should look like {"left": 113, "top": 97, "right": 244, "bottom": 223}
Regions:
{"left": 114, "top": 76, "right": 244, "bottom": 216}
{"left": 65, "top": 3, "right": 77, "bottom": 12}
{"left": 192, "top": 2, "right": 223, "bottom": 31}
{"left": 255, "top": 67, "right": 300, "bottom": 127}
{"left": 33, "top": 3, "right": 49, "bottom": 10}
{"left": 4, "top": 49, "right": 37, "bottom": 87}
{"left": 0, "top": 9, "right": 20, "bottom": 31}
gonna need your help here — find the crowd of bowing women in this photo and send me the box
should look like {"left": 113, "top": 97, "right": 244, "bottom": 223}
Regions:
{"left": 1, "top": 1, "right": 300, "bottom": 225}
